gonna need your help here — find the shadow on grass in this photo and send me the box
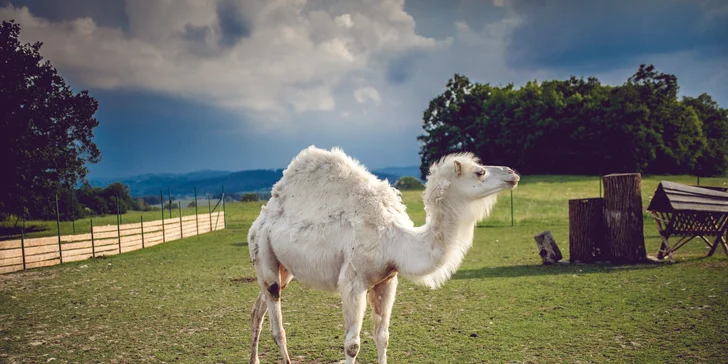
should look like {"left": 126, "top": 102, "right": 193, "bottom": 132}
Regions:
{"left": 231, "top": 241, "right": 248, "bottom": 247}
{"left": 452, "top": 260, "right": 681, "bottom": 279}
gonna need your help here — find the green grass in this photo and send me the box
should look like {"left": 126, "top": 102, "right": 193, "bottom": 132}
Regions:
{"left": 1, "top": 175, "right": 727, "bottom": 363}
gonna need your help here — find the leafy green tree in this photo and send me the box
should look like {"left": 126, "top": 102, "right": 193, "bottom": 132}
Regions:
{"left": 0, "top": 20, "right": 101, "bottom": 219}
{"left": 241, "top": 193, "right": 260, "bottom": 202}
{"left": 417, "top": 64, "right": 725, "bottom": 177}
{"left": 394, "top": 176, "right": 425, "bottom": 190}
{"left": 683, "top": 94, "right": 728, "bottom": 176}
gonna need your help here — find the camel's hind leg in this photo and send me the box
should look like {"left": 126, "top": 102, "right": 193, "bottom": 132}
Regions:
{"left": 251, "top": 228, "right": 294, "bottom": 364}
{"left": 264, "top": 264, "right": 293, "bottom": 364}
{"left": 250, "top": 292, "right": 268, "bottom": 364}
{"left": 368, "top": 275, "right": 398, "bottom": 364}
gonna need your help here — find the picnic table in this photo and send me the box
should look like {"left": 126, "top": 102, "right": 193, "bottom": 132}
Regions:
{"left": 646, "top": 181, "right": 728, "bottom": 261}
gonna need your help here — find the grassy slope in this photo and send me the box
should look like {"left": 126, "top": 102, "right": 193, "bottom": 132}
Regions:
{"left": 0, "top": 175, "right": 727, "bottom": 363}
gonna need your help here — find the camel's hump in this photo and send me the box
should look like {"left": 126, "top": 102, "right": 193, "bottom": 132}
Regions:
{"left": 268, "top": 146, "right": 409, "bottom": 226}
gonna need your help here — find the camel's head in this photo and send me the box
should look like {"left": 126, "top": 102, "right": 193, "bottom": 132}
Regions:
{"left": 424, "top": 153, "right": 520, "bottom": 219}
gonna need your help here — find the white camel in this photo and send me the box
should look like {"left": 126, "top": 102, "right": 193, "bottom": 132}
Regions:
{"left": 247, "top": 145, "right": 519, "bottom": 364}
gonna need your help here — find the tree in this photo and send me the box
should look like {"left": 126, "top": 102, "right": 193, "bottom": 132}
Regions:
{"left": 0, "top": 20, "right": 101, "bottom": 220}
{"left": 394, "top": 176, "right": 425, "bottom": 190}
{"left": 683, "top": 94, "right": 728, "bottom": 176}
{"left": 417, "top": 64, "right": 726, "bottom": 177}
{"left": 241, "top": 193, "right": 260, "bottom": 202}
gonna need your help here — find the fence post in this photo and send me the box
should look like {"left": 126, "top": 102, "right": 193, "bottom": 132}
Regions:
{"left": 179, "top": 201, "right": 183, "bottom": 238}
{"left": 697, "top": 176, "right": 700, "bottom": 186}
{"left": 599, "top": 176, "right": 602, "bottom": 197}
{"left": 56, "top": 193, "right": 63, "bottom": 264}
{"left": 194, "top": 186, "right": 199, "bottom": 235}
{"left": 116, "top": 194, "right": 122, "bottom": 255}
{"left": 70, "top": 189, "right": 75, "bottom": 234}
{"left": 510, "top": 190, "right": 514, "bottom": 227}
{"left": 168, "top": 186, "right": 172, "bottom": 219}
{"left": 222, "top": 185, "right": 226, "bottom": 229}
{"left": 140, "top": 215, "right": 145, "bottom": 249}
{"left": 90, "top": 219, "right": 95, "bottom": 258}
{"left": 161, "top": 190, "right": 166, "bottom": 243}
{"left": 208, "top": 193, "right": 212, "bottom": 232}
{"left": 21, "top": 214, "right": 26, "bottom": 270}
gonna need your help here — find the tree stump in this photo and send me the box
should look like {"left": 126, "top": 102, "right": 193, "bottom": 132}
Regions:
{"left": 533, "top": 230, "right": 562, "bottom": 265}
{"left": 568, "top": 198, "right": 606, "bottom": 263}
{"left": 603, "top": 173, "right": 646, "bottom": 263}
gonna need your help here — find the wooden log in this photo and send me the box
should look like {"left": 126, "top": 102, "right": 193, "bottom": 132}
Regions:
{"left": 568, "top": 197, "right": 606, "bottom": 263}
{"left": 603, "top": 173, "right": 646, "bottom": 263}
{"left": 533, "top": 230, "right": 563, "bottom": 264}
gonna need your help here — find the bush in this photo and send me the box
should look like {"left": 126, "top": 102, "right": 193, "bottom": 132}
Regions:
{"left": 395, "top": 176, "right": 425, "bottom": 190}
{"left": 241, "top": 193, "right": 260, "bottom": 202}
{"left": 187, "top": 201, "right": 197, "bottom": 208}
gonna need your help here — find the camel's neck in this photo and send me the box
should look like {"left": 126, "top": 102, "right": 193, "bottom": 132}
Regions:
{"left": 387, "top": 196, "right": 495, "bottom": 289}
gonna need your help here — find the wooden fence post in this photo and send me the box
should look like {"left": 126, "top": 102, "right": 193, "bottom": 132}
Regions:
{"left": 161, "top": 190, "right": 165, "bottom": 243}
{"left": 194, "top": 186, "right": 199, "bottom": 235}
{"left": 21, "top": 215, "right": 26, "bottom": 270}
{"left": 140, "top": 215, "right": 145, "bottom": 249}
{"left": 208, "top": 194, "right": 212, "bottom": 232}
{"left": 179, "top": 202, "right": 183, "bottom": 238}
{"left": 55, "top": 193, "right": 63, "bottom": 264}
{"left": 116, "top": 194, "right": 122, "bottom": 255}
{"left": 90, "top": 219, "right": 95, "bottom": 258}
{"left": 603, "top": 173, "right": 646, "bottom": 263}
{"left": 510, "top": 190, "right": 514, "bottom": 227}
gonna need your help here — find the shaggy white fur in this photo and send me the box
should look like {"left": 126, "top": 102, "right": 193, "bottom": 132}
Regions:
{"left": 247, "top": 146, "right": 519, "bottom": 364}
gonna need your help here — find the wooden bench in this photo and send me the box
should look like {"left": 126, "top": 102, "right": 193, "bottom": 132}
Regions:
{"left": 647, "top": 181, "right": 728, "bottom": 261}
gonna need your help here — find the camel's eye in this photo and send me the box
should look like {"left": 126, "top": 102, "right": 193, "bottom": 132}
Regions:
{"left": 475, "top": 169, "right": 486, "bottom": 179}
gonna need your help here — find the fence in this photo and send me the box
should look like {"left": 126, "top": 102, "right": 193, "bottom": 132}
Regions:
{"left": 0, "top": 185, "right": 229, "bottom": 274}
{"left": 0, "top": 211, "right": 225, "bottom": 274}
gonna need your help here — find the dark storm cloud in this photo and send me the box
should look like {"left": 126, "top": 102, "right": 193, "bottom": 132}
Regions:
{"left": 506, "top": 0, "right": 728, "bottom": 70}
{"left": 386, "top": 52, "right": 421, "bottom": 84}
{"left": 216, "top": 0, "right": 251, "bottom": 47}
{"left": 2, "top": 0, "right": 128, "bottom": 30}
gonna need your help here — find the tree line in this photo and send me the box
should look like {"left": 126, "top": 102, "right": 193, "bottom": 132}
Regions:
{"left": 31, "top": 183, "right": 156, "bottom": 221}
{"left": 417, "top": 65, "right": 728, "bottom": 180}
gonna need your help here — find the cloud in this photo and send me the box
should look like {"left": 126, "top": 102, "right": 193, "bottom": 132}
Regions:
{"left": 353, "top": 86, "right": 381, "bottom": 106}
{"left": 2, "top": 0, "right": 727, "bottom": 143}
{"left": 0, "top": 0, "right": 443, "bottom": 132}
{"left": 506, "top": 0, "right": 728, "bottom": 70}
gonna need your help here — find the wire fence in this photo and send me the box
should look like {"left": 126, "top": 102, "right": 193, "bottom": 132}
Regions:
{"left": 0, "top": 186, "right": 228, "bottom": 274}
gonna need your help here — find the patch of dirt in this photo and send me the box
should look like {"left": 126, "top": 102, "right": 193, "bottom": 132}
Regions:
{"left": 0, "top": 269, "right": 56, "bottom": 289}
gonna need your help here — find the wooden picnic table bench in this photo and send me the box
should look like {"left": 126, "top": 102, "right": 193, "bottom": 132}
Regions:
{"left": 646, "top": 181, "right": 728, "bottom": 261}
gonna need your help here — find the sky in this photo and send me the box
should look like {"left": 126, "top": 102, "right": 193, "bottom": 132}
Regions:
{"left": 2, "top": 0, "right": 727, "bottom": 179}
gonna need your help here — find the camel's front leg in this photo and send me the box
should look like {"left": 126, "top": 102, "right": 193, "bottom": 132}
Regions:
{"left": 340, "top": 283, "right": 368, "bottom": 364}
{"left": 368, "top": 275, "right": 398, "bottom": 364}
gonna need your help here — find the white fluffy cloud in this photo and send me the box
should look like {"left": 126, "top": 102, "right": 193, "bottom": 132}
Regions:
{"left": 3, "top": 0, "right": 726, "bottom": 138}
{"left": 0, "top": 0, "right": 446, "bottom": 132}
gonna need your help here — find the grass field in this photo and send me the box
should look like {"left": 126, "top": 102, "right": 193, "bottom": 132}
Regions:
{"left": 1, "top": 175, "right": 727, "bottom": 363}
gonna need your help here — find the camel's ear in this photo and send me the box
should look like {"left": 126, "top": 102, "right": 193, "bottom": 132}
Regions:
{"left": 453, "top": 160, "right": 462, "bottom": 177}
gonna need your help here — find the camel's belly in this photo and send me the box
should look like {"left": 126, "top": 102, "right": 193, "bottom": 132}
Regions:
{"left": 268, "top": 228, "right": 349, "bottom": 292}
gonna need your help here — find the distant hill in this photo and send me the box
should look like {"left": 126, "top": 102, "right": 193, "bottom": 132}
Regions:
{"left": 89, "top": 165, "right": 421, "bottom": 198}
{"left": 372, "top": 166, "right": 421, "bottom": 180}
